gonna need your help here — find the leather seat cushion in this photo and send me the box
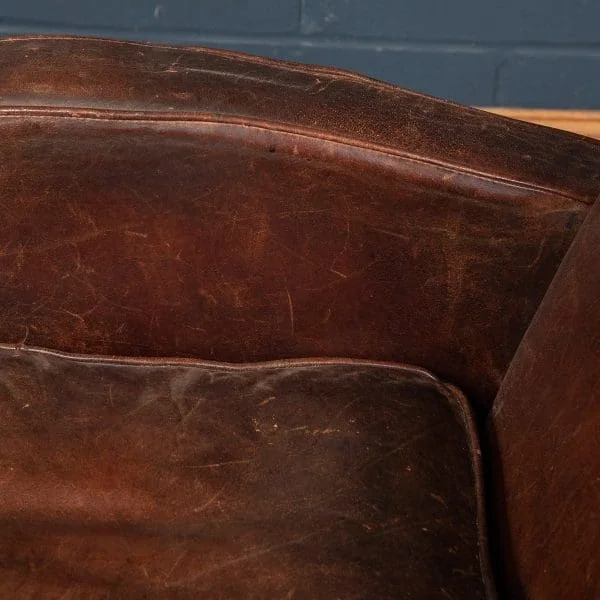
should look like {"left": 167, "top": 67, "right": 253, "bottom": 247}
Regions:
{"left": 0, "top": 347, "right": 491, "bottom": 599}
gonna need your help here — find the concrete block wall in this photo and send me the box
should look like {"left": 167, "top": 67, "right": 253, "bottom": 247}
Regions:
{"left": 1, "top": 0, "right": 599, "bottom": 107}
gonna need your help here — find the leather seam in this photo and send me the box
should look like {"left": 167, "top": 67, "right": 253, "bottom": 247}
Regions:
{"left": 0, "top": 106, "right": 591, "bottom": 206}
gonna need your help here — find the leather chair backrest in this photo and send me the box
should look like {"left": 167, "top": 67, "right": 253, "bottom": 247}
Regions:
{"left": 2, "top": 37, "right": 600, "bottom": 416}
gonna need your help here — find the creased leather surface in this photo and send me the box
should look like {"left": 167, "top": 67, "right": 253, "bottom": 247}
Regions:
{"left": 491, "top": 199, "right": 600, "bottom": 599}
{"left": 0, "top": 349, "right": 490, "bottom": 599}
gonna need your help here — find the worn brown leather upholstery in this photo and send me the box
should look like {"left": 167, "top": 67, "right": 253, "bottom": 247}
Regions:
{"left": 491, "top": 199, "right": 600, "bottom": 600}
{"left": 0, "top": 36, "right": 598, "bottom": 598}
{"left": 0, "top": 352, "right": 491, "bottom": 599}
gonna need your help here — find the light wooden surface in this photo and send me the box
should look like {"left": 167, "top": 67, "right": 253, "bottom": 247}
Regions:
{"left": 480, "top": 108, "right": 600, "bottom": 139}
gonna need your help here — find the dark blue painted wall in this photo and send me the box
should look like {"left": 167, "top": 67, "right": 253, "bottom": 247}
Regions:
{"left": 1, "top": 1, "right": 599, "bottom": 107}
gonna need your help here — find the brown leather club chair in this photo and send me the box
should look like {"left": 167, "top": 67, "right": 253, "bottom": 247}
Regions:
{"left": 0, "top": 37, "right": 598, "bottom": 599}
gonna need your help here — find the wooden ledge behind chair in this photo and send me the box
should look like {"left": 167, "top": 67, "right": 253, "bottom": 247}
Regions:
{"left": 482, "top": 108, "right": 600, "bottom": 140}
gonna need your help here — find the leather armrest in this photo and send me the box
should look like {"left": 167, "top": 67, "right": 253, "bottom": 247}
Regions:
{"left": 490, "top": 198, "right": 600, "bottom": 599}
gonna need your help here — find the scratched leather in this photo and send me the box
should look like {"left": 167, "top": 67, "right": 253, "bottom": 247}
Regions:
{"left": 491, "top": 199, "right": 600, "bottom": 600}
{"left": 0, "top": 112, "right": 592, "bottom": 414}
{"left": 1, "top": 37, "right": 599, "bottom": 413}
{"left": 0, "top": 350, "right": 489, "bottom": 599}
{"left": 1, "top": 37, "right": 599, "bottom": 599}
{"left": 1, "top": 37, "right": 600, "bottom": 204}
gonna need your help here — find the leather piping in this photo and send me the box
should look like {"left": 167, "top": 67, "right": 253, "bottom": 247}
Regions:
{"left": 0, "top": 106, "right": 591, "bottom": 206}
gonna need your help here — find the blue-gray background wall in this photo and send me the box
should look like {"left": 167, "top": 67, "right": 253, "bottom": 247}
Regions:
{"left": 1, "top": 1, "right": 599, "bottom": 107}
